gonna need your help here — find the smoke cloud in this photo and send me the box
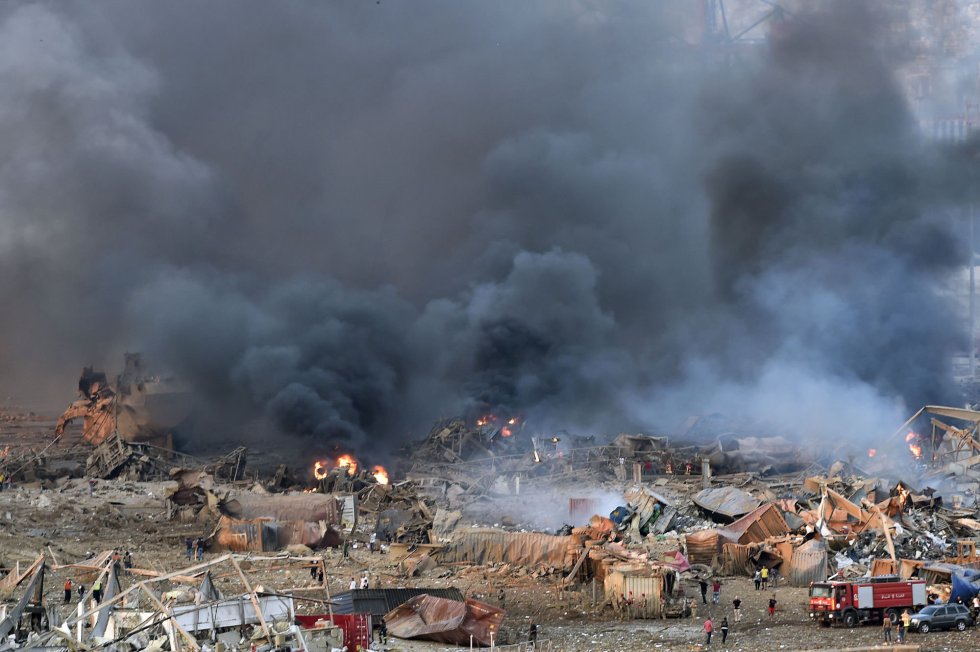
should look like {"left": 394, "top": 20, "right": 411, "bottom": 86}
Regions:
{"left": 0, "top": 1, "right": 977, "bottom": 455}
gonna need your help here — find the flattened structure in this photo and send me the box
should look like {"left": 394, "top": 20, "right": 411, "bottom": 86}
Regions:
{"left": 692, "top": 487, "right": 760, "bottom": 520}
{"left": 385, "top": 595, "right": 504, "bottom": 646}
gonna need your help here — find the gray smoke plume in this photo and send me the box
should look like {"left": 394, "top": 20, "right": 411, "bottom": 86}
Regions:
{"left": 0, "top": 1, "right": 976, "bottom": 455}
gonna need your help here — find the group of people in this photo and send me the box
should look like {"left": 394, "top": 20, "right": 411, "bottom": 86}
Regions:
{"left": 694, "top": 573, "right": 781, "bottom": 645}
{"left": 881, "top": 609, "right": 913, "bottom": 644}
{"left": 184, "top": 537, "right": 206, "bottom": 561}
{"left": 349, "top": 574, "right": 370, "bottom": 590}
{"left": 62, "top": 550, "right": 133, "bottom": 605}
{"left": 752, "top": 566, "right": 777, "bottom": 590}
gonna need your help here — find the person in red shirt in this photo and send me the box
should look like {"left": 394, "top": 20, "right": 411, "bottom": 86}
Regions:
{"left": 704, "top": 617, "right": 713, "bottom": 645}
{"left": 63, "top": 579, "right": 72, "bottom": 604}
{"left": 711, "top": 580, "right": 721, "bottom": 604}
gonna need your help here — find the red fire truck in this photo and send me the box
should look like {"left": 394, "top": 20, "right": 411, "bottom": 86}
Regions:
{"left": 809, "top": 576, "right": 927, "bottom": 627}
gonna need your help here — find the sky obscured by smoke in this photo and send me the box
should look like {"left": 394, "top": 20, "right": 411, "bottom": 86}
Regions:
{"left": 0, "top": 1, "right": 976, "bottom": 454}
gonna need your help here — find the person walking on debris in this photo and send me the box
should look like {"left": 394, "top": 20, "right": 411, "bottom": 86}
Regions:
{"left": 77, "top": 584, "right": 85, "bottom": 601}
{"left": 698, "top": 578, "right": 708, "bottom": 605}
{"left": 497, "top": 588, "right": 506, "bottom": 609}
{"left": 342, "top": 538, "right": 350, "bottom": 560}
{"left": 882, "top": 614, "right": 893, "bottom": 643}
{"left": 379, "top": 618, "right": 388, "bottom": 644}
{"left": 185, "top": 537, "right": 193, "bottom": 560}
{"left": 753, "top": 568, "right": 761, "bottom": 591}
{"left": 770, "top": 566, "right": 779, "bottom": 588}
{"left": 703, "top": 616, "right": 713, "bottom": 645}
{"left": 93, "top": 579, "right": 103, "bottom": 603}
{"left": 720, "top": 616, "right": 729, "bottom": 644}
{"left": 88, "top": 479, "right": 97, "bottom": 496}
{"left": 369, "top": 532, "right": 377, "bottom": 553}
{"left": 194, "top": 537, "right": 204, "bottom": 561}
{"left": 767, "top": 594, "right": 777, "bottom": 621}
{"left": 711, "top": 579, "right": 721, "bottom": 605}
{"left": 349, "top": 577, "right": 357, "bottom": 590}
{"left": 732, "top": 596, "right": 742, "bottom": 623}
{"left": 123, "top": 550, "right": 132, "bottom": 571}
{"left": 64, "top": 578, "right": 72, "bottom": 604}
{"left": 528, "top": 623, "right": 538, "bottom": 645}
{"left": 760, "top": 566, "right": 769, "bottom": 590}
{"left": 690, "top": 598, "right": 698, "bottom": 620}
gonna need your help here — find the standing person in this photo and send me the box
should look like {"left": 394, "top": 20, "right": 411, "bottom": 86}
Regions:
{"left": 703, "top": 617, "right": 713, "bottom": 646}
{"left": 185, "top": 537, "right": 193, "bottom": 560}
{"left": 770, "top": 566, "right": 779, "bottom": 589}
{"left": 760, "top": 566, "right": 769, "bottom": 590}
{"left": 349, "top": 577, "right": 357, "bottom": 590}
{"left": 123, "top": 551, "right": 133, "bottom": 571}
{"left": 92, "top": 579, "right": 103, "bottom": 603}
{"left": 77, "top": 584, "right": 85, "bottom": 601}
{"left": 88, "top": 479, "right": 97, "bottom": 496}
{"left": 497, "top": 588, "right": 506, "bottom": 609}
{"left": 194, "top": 538, "right": 204, "bottom": 561}
{"left": 720, "top": 617, "right": 729, "bottom": 644}
{"left": 699, "top": 578, "right": 708, "bottom": 605}
{"left": 900, "top": 609, "right": 911, "bottom": 643}
{"left": 369, "top": 532, "right": 377, "bottom": 553}
{"left": 342, "top": 538, "right": 350, "bottom": 560}
{"left": 64, "top": 578, "right": 72, "bottom": 604}
{"left": 360, "top": 575, "right": 369, "bottom": 589}
{"left": 711, "top": 579, "right": 721, "bottom": 605}
{"left": 882, "top": 615, "right": 893, "bottom": 644}
{"left": 379, "top": 619, "right": 388, "bottom": 644}
{"left": 767, "top": 594, "right": 777, "bottom": 621}
{"left": 690, "top": 599, "right": 698, "bottom": 620}
{"left": 732, "top": 596, "right": 742, "bottom": 623}
{"left": 753, "top": 569, "right": 761, "bottom": 591}
{"left": 528, "top": 623, "right": 538, "bottom": 645}
{"left": 897, "top": 610, "right": 906, "bottom": 644}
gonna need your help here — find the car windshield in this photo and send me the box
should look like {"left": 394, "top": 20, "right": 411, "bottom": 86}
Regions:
{"left": 918, "top": 606, "right": 940, "bottom": 615}
{"left": 810, "top": 586, "right": 833, "bottom": 598}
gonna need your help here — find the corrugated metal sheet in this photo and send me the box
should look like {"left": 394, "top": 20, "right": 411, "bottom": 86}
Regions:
{"left": 569, "top": 498, "right": 599, "bottom": 523}
{"left": 604, "top": 571, "right": 664, "bottom": 618}
{"left": 213, "top": 516, "right": 334, "bottom": 552}
{"left": 384, "top": 595, "right": 504, "bottom": 647}
{"left": 685, "top": 530, "right": 720, "bottom": 565}
{"left": 789, "top": 539, "right": 827, "bottom": 587}
{"left": 439, "top": 529, "right": 574, "bottom": 570}
{"left": 720, "top": 543, "right": 753, "bottom": 576}
{"left": 331, "top": 588, "right": 464, "bottom": 616}
{"left": 719, "top": 503, "right": 790, "bottom": 545}
{"left": 693, "top": 487, "right": 760, "bottom": 519}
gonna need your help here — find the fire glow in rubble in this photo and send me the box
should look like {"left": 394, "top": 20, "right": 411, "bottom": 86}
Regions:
{"left": 906, "top": 431, "right": 923, "bottom": 460}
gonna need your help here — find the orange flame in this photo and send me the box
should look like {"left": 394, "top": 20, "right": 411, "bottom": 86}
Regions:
{"left": 372, "top": 465, "right": 389, "bottom": 485}
{"left": 476, "top": 415, "right": 495, "bottom": 427}
{"left": 868, "top": 448, "right": 876, "bottom": 458}
{"left": 507, "top": 417, "right": 519, "bottom": 426}
{"left": 501, "top": 427, "right": 512, "bottom": 437}
{"left": 906, "top": 432, "right": 923, "bottom": 460}
{"left": 313, "top": 460, "right": 329, "bottom": 480}
{"left": 337, "top": 454, "right": 358, "bottom": 475}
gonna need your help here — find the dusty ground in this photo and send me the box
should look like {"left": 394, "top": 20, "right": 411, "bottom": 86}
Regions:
{"left": 2, "top": 483, "right": 979, "bottom": 652}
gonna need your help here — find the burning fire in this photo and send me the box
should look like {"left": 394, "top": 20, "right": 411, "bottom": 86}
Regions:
{"left": 501, "top": 427, "right": 513, "bottom": 437}
{"left": 507, "top": 417, "right": 519, "bottom": 426}
{"left": 372, "top": 465, "right": 389, "bottom": 485}
{"left": 868, "top": 448, "right": 876, "bottom": 458}
{"left": 905, "top": 432, "right": 923, "bottom": 460}
{"left": 313, "top": 454, "right": 359, "bottom": 480}
{"left": 337, "top": 454, "right": 358, "bottom": 475}
{"left": 313, "top": 460, "right": 328, "bottom": 480}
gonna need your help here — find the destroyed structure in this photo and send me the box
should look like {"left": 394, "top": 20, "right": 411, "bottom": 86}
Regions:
{"left": 5, "top": 383, "right": 980, "bottom": 649}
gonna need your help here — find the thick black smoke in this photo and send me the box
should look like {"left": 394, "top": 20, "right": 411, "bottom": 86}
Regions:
{"left": 0, "top": 1, "right": 976, "bottom": 454}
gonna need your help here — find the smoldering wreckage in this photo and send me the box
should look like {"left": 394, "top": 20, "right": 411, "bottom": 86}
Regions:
{"left": 3, "top": 360, "right": 980, "bottom": 650}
